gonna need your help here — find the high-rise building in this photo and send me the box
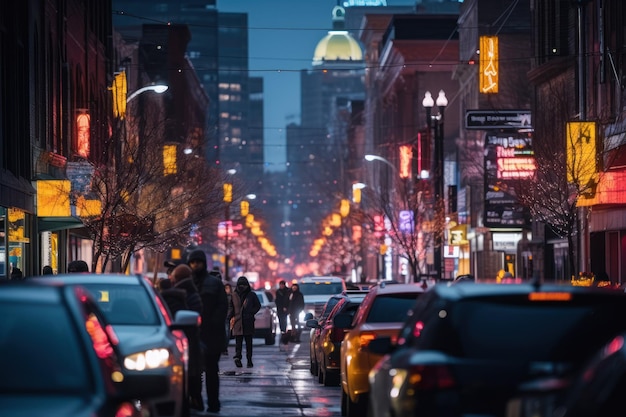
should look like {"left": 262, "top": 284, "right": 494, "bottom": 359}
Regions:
{"left": 112, "top": 1, "right": 263, "bottom": 180}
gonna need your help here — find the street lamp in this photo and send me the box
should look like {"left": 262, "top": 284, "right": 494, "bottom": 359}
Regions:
{"left": 365, "top": 154, "right": 398, "bottom": 173}
{"left": 126, "top": 84, "right": 168, "bottom": 103}
{"left": 423, "top": 89, "right": 447, "bottom": 281}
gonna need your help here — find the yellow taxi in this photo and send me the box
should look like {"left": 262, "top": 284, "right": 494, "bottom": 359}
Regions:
{"left": 335, "top": 282, "right": 426, "bottom": 417}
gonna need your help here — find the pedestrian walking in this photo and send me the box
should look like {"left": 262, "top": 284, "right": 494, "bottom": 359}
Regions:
{"left": 169, "top": 263, "right": 203, "bottom": 412}
{"left": 288, "top": 283, "right": 305, "bottom": 343}
{"left": 275, "top": 280, "right": 290, "bottom": 334}
{"left": 228, "top": 276, "right": 261, "bottom": 368}
{"left": 10, "top": 267, "right": 23, "bottom": 280}
{"left": 187, "top": 250, "right": 227, "bottom": 414}
{"left": 223, "top": 283, "right": 233, "bottom": 355}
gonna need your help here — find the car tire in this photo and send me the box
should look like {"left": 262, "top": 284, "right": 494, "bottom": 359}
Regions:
{"left": 347, "top": 393, "right": 366, "bottom": 417}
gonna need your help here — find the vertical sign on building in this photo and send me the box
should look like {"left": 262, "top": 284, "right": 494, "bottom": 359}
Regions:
{"left": 566, "top": 121, "right": 597, "bottom": 188}
{"left": 479, "top": 36, "right": 499, "bottom": 94}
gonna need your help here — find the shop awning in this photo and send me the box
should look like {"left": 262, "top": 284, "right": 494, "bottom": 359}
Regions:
{"left": 38, "top": 216, "right": 84, "bottom": 232}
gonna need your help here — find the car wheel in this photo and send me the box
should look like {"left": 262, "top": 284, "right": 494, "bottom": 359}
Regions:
{"left": 324, "top": 369, "right": 338, "bottom": 387}
{"left": 347, "top": 393, "right": 367, "bottom": 417}
{"left": 341, "top": 389, "right": 347, "bottom": 416}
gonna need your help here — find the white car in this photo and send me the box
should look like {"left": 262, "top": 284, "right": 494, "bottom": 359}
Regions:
{"left": 253, "top": 290, "right": 278, "bottom": 345}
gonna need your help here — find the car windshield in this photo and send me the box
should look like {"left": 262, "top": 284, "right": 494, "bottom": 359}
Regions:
{"left": 0, "top": 301, "right": 92, "bottom": 394}
{"left": 80, "top": 283, "right": 160, "bottom": 325}
{"left": 439, "top": 298, "right": 626, "bottom": 362}
{"left": 367, "top": 293, "right": 419, "bottom": 323}
{"left": 299, "top": 282, "right": 344, "bottom": 296}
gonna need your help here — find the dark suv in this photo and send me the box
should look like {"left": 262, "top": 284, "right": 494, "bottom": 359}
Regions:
{"left": 368, "top": 282, "right": 626, "bottom": 417}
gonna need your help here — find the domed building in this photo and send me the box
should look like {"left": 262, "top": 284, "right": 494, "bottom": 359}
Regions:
{"left": 312, "top": 6, "right": 364, "bottom": 66}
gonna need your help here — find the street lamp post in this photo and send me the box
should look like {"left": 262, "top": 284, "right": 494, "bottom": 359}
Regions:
{"left": 423, "top": 90, "right": 448, "bottom": 281}
{"left": 126, "top": 84, "right": 168, "bottom": 103}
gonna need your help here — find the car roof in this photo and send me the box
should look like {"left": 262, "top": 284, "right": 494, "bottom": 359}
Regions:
{"left": 299, "top": 276, "right": 345, "bottom": 283}
{"left": 433, "top": 281, "right": 626, "bottom": 301}
{"left": 31, "top": 273, "right": 146, "bottom": 286}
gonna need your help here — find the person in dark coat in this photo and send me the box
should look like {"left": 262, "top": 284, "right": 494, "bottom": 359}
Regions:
{"left": 42, "top": 265, "right": 54, "bottom": 275}
{"left": 228, "top": 276, "right": 261, "bottom": 368}
{"left": 169, "top": 263, "right": 203, "bottom": 411}
{"left": 288, "top": 283, "right": 305, "bottom": 343}
{"left": 187, "top": 249, "right": 227, "bottom": 413}
{"left": 275, "top": 280, "right": 291, "bottom": 334}
{"left": 158, "top": 278, "right": 189, "bottom": 317}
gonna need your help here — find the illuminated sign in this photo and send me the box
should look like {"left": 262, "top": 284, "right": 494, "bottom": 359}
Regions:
{"left": 577, "top": 171, "right": 626, "bottom": 206}
{"left": 399, "top": 145, "right": 412, "bottom": 179}
{"left": 76, "top": 112, "right": 90, "bottom": 158}
{"left": 496, "top": 147, "right": 536, "bottom": 179}
{"left": 399, "top": 210, "right": 414, "bottom": 233}
{"left": 163, "top": 144, "right": 177, "bottom": 175}
{"left": 484, "top": 133, "right": 533, "bottom": 227}
{"left": 37, "top": 180, "right": 71, "bottom": 217}
{"left": 465, "top": 110, "right": 532, "bottom": 130}
{"left": 479, "top": 36, "right": 499, "bottom": 94}
{"left": 566, "top": 121, "right": 597, "bottom": 187}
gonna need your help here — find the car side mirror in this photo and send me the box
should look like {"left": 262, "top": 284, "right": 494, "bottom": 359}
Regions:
{"left": 303, "top": 312, "right": 314, "bottom": 321}
{"left": 305, "top": 318, "right": 319, "bottom": 329}
{"left": 171, "top": 310, "right": 201, "bottom": 330}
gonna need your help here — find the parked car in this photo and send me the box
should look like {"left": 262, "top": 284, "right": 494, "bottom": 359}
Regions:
{"left": 0, "top": 280, "right": 169, "bottom": 417}
{"left": 308, "top": 292, "right": 367, "bottom": 386}
{"left": 337, "top": 282, "right": 426, "bottom": 417}
{"left": 254, "top": 289, "right": 278, "bottom": 345}
{"left": 297, "top": 276, "right": 348, "bottom": 323}
{"left": 368, "top": 282, "right": 626, "bottom": 417}
{"left": 307, "top": 289, "right": 370, "bottom": 376}
{"left": 32, "top": 274, "right": 200, "bottom": 417}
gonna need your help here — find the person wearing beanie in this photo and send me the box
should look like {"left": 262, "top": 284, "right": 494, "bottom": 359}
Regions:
{"left": 228, "top": 276, "right": 261, "bottom": 368}
{"left": 186, "top": 249, "right": 227, "bottom": 413}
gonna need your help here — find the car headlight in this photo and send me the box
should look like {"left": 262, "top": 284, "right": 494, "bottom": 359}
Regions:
{"left": 124, "top": 348, "right": 170, "bottom": 370}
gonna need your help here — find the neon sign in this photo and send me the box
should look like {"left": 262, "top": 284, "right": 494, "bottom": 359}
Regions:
{"left": 479, "top": 36, "right": 499, "bottom": 94}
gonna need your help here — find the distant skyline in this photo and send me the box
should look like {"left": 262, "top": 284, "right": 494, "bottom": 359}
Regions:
{"left": 217, "top": 0, "right": 418, "bottom": 171}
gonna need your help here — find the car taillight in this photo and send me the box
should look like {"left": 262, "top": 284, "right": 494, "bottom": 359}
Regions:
{"left": 405, "top": 364, "right": 456, "bottom": 390}
{"left": 115, "top": 402, "right": 138, "bottom": 417}
{"left": 359, "top": 332, "right": 376, "bottom": 348}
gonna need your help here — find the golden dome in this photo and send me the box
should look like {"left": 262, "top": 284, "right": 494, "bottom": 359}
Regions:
{"left": 313, "top": 31, "right": 363, "bottom": 65}
{"left": 312, "top": 6, "right": 363, "bottom": 66}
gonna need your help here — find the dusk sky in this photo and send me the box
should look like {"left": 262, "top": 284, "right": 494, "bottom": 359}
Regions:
{"left": 217, "top": 0, "right": 418, "bottom": 170}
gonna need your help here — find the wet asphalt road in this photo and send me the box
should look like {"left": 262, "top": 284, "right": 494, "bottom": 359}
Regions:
{"left": 194, "top": 330, "right": 341, "bottom": 416}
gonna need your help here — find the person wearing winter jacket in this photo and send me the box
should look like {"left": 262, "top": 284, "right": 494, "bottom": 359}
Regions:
{"left": 187, "top": 249, "right": 227, "bottom": 413}
{"left": 228, "top": 276, "right": 261, "bottom": 368}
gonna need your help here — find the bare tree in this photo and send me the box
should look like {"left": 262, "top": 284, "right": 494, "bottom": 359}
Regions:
{"left": 361, "top": 177, "right": 435, "bottom": 283}
{"left": 78, "top": 108, "right": 225, "bottom": 272}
